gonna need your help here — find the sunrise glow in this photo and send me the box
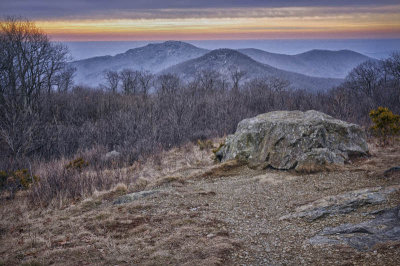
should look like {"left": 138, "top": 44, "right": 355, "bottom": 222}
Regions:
{"left": 29, "top": 6, "right": 400, "bottom": 41}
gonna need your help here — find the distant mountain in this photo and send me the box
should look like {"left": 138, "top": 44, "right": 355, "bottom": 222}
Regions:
{"left": 162, "top": 49, "right": 342, "bottom": 92}
{"left": 70, "top": 41, "right": 365, "bottom": 89}
{"left": 70, "top": 41, "right": 209, "bottom": 86}
{"left": 238, "top": 48, "right": 372, "bottom": 79}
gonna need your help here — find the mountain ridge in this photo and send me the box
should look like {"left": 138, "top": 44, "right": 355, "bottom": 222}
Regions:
{"left": 69, "top": 40, "right": 368, "bottom": 90}
{"left": 70, "top": 41, "right": 209, "bottom": 86}
{"left": 238, "top": 48, "right": 372, "bottom": 78}
{"left": 162, "top": 48, "right": 343, "bottom": 92}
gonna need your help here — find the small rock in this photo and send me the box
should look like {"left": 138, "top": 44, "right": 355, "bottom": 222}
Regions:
{"left": 104, "top": 150, "right": 121, "bottom": 161}
{"left": 113, "top": 190, "right": 160, "bottom": 204}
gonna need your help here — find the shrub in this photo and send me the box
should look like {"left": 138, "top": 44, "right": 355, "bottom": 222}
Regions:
{"left": 65, "top": 158, "right": 89, "bottom": 172}
{"left": 30, "top": 158, "right": 133, "bottom": 207}
{"left": 197, "top": 139, "right": 214, "bottom": 150}
{"left": 369, "top": 107, "right": 400, "bottom": 145}
{"left": 212, "top": 142, "right": 225, "bottom": 154}
{"left": 0, "top": 169, "right": 39, "bottom": 197}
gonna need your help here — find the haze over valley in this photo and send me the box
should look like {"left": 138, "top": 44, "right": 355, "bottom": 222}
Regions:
{"left": 65, "top": 39, "right": 400, "bottom": 61}
{"left": 70, "top": 40, "right": 376, "bottom": 91}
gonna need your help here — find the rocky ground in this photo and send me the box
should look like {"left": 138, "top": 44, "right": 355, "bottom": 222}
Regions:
{"left": 1, "top": 141, "right": 399, "bottom": 265}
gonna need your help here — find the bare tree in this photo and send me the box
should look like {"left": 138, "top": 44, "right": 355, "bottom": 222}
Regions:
{"left": 345, "top": 60, "right": 383, "bottom": 97}
{"left": 157, "top": 73, "right": 181, "bottom": 96}
{"left": 195, "top": 70, "right": 220, "bottom": 93}
{"left": 120, "top": 69, "right": 139, "bottom": 94}
{"left": 267, "top": 77, "right": 290, "bottom": 92}
{"left": 385, "top": 52, "right": 400, "bottom": 81}
{"left": 103, "top": 70, "right": 120, "bottom": 93}
{"left": 0, "top": 18, "right": 70, "bottom": 158}
{"left": 138, "top": 70, "right": 154, "bottom": 97}
{"left": 45, "top": 43, "right": 70, "bottom": 94}
{"left": 54, "top": 66, "right": 76, "bottom": 93}
{"left": 229, "top": 67, "right": 247, "bottom": 92}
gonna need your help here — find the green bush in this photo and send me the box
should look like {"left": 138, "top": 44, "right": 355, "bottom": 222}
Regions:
{"left": 65, "top": 157, "right": 89, "bottom": 171}
{"left": 0, "top": 169, "right": 39, "bottom": 196}
{"left": 197, "top": 139, "right": 214, "bottom": 150}
{"left": 369, "top": 107, "right": 400, "bottom": 145}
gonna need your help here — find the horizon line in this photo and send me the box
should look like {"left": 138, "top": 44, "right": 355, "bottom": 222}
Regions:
{"left": 56, "top": 37, "right": 400, "bottom": 42}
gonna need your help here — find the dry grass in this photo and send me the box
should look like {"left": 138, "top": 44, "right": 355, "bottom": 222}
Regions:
{"left": 0, "top": 181, "right": 239, "bottom": 265}
{"left": 351, "top": 141, "right": 400, "bottom": 176}
{"left": 1, "top": 138, "right": 400, "bottom": 265}
{"left": 16, "top": 140, "right": 220, "bottom": 208}
{"left": 128, "top": 141, "right": 216, "bottom": 183}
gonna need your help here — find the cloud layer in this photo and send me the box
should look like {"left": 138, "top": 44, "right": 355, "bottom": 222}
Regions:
{"left": 1, "top": 1, "right": 399, "bottom": 40}
{"left": 2, "top": 0, "right": 400, "bottom": 19}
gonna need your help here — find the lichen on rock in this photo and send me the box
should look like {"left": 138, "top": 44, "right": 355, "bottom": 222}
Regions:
{"left": 216, "top": 110, "right": 369, "bottom": 172}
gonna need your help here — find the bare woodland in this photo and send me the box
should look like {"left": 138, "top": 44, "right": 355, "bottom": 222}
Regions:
{"left": 1, "top": 18, "right": 400, "bottom": 203}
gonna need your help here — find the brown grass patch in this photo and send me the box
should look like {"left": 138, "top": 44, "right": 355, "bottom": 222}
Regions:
{"left": 105, "top": 216, "right": 148, "bottom": 233}
{"left": 150, "top": 176, "right": 186, "bottom": 188}
{"left": 7, "top": 140, "right": 220, "bottom": 208}
{"left": 198, "top": 160, "right": 244, "bottom": 179}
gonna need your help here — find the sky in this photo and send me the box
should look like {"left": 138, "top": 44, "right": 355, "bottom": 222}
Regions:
{"left": 1, "top": 0, "right": 400, "bottom": 41}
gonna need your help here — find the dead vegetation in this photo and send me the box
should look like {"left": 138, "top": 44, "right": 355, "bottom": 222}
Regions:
{"left": 0, "top": 139, "right": 400, "bottom": 265}
{"left": 7, "top": 140, "right": 217, "bottom": 208}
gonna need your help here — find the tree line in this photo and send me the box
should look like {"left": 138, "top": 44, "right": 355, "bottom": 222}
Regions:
{"left": 1, "top": 18, "right": 399, "bottom": 172}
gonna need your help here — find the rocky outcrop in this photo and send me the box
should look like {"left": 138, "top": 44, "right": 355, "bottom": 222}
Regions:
{"left": 216, "top": 110, "right": 368, "bottom": 171}
{"left": 280, "top": 185, "right": 400, "bottom": 221}
{"left": 309, "top": 206, "right": 400, "bottom": 250}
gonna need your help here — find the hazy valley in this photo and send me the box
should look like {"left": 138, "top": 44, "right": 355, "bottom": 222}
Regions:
{"left": 239, "top": 48, "right": 372, "bottom": 78}
{"left": 70, "top": 40, "right": 372, "bottom": 91}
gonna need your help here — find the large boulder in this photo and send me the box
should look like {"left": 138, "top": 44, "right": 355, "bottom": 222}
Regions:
{"left": 216, "top": 110, "right": 368, "bottom": 172}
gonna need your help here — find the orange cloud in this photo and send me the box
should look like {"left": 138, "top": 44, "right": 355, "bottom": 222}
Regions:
{"left": 34, "top": 6, "right": 400, "bottom": 41}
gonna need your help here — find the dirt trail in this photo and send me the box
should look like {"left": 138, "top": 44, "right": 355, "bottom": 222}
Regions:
{"left": 1, "top": 143, "right": 400, "bottom": 265}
